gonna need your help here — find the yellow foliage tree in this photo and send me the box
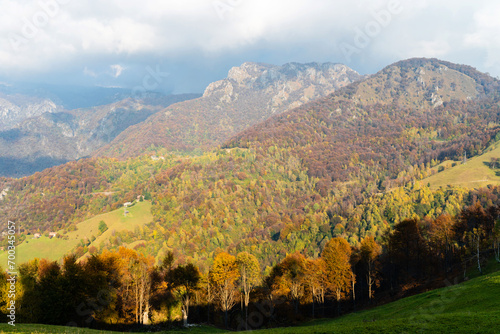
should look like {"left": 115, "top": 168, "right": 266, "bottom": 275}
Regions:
{"left": 209, "top": 252, "right": 240, "bottom": 328}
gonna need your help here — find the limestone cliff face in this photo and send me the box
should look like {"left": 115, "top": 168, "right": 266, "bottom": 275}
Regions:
{"left": 202, "top": 62, "right": 361, "bottom": 114}
{"left": 98, "top": 62, "right": 362, "bottom": 158}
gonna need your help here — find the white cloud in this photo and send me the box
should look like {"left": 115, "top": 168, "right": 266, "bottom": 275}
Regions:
{"left": 0, "top": 0, "right": 499, "bottom": 89}
{"left": 463, "top": 3, "right": 500, "bottom": 71}
{"left": 110, "top": 64, "right": 124, "bottom": 78}
{"left": 83, "top": 66, "right": 97, "bottom": 77}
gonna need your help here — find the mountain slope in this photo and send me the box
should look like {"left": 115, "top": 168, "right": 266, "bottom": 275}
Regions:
{"left": 348, "top": 58, "right": 491, "bottom": 108}
{"left": 2, "top": 58, "right": 500, "bottom": 269}
{"left": 0, "top": 200, "right": 152, "bottom": 266}
{"left": 96, "top": 62, "right": 362, "bottom": 157}
{"left": 423, "top": 138, "right": 500, "bottom": 189}
{"left": 226, "top": 58, "right": 500, "bottom": 187}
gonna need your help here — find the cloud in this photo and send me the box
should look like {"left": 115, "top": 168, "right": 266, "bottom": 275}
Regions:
{"left": 0, "top": 0, "right": 499, "bottom": 91}
{"left": 83, "top": 66, "right": 97, "bottom": 78}
{"left": 110, "top": 64, "right": 124, "bottom": 78}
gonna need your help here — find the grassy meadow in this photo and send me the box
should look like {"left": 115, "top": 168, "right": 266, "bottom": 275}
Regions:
{"left": 425, "top": 140, "right": 500, "bottom": 189}
{"left": 0, "top": 201, "right": 152, "bottom": 266}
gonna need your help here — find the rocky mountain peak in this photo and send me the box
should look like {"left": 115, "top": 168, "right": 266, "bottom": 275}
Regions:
{"left": 203, "top": 61, "right": 361, "bottom": 103}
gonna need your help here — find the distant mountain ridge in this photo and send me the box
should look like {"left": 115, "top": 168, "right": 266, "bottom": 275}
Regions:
{"left": 0, "top": 94, "right": 199, "bottom": 177}
{"left": 96, "top": 62, "right": 362, "bottom": 157}
{"left": 0, "top": 93, "right": 63, "bottom": 130}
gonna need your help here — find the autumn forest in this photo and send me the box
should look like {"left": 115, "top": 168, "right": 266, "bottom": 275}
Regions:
{"left": 2, "top": 58, "right": 500, "bottom": 331}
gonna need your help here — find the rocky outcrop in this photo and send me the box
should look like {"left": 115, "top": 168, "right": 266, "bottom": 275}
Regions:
{"left": 202, "top": 62, "right": 361, "bottom": 113}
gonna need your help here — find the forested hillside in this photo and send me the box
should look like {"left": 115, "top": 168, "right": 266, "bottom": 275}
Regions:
{"left": 2, "top": 57, "right": 500, "bottom": 330}
{"left": 2, "top": 58, "right": 500, "bottom": 267}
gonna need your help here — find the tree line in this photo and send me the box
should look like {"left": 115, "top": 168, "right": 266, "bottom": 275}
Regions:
{"left": 1, "top": 201, "right": 499, "bottom": 330}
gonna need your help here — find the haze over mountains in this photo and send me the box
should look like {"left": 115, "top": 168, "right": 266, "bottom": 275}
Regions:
{"left": 0, "top": 93, "right": 199, "bottom": 177}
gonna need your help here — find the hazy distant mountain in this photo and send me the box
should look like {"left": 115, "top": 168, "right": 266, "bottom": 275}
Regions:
{"left": 0, "top": 82, "right": 169, "bottom": 110}
{"left": 0, "top": 94, "right": 199, "bottom": 177}
{"left": 96, "top": 62, "right": 362, "bottom": 157}
{"left": 0, "top": 93, "right": 63, "bottom": 131}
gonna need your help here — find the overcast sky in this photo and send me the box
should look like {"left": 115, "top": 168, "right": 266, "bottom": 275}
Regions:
{"left": 0, "top": 0, "right": 499, "bottom": 94}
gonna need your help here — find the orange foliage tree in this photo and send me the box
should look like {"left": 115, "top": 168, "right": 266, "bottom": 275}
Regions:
{"left": 321, "top": 237, "right": 352, "bottom": 315}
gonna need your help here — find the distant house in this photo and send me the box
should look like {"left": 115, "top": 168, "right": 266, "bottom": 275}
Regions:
{"left": 33, "top": 233, "right": 41, "bottom": 239}
{"left": 151, "top": 155, "right": 165, "bottom": 161}
{"left": 49, "top": 232, "right": 57, "bottom": 238}
{"left": 124, "top": 202, "right": 133, "bottom": 207}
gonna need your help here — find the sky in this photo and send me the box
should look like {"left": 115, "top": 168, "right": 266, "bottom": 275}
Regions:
{"left": 0, "top": 0, "right": 499, "bottom": 95}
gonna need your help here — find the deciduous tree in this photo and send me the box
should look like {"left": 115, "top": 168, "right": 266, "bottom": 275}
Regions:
{"left": 360, "top": 236, "right": 381, "bottom": 300}
{"left": 209, "top": 252, "right": 240, "bottom": 328}
{"left": 169, "top": 263, "right": 201, "bottom": 326}
{"left": 236, "top": 252, "right": 260, "bottom": 330}
{"left": 321, "top": 237, "right": 352, "bottom": 315}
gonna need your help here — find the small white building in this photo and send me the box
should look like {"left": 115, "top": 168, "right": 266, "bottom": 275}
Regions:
{"left": 49, "top": 232, "right": 57, "bottom": 238}
{"left": 33, "top": 233, "right": 41, "bottom": 239}
{"left": 124, "top": 202, "right": 133, "bottom": 207}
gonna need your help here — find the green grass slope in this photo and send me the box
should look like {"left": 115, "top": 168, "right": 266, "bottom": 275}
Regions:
{"left": 424, "top": 140, "right": 500, "bottom": 189}
{"left": 0, "top": 201, "right": 152, "bottom": 266}
{"left": 253, "top": 266, "right": 500, "bottom": 333}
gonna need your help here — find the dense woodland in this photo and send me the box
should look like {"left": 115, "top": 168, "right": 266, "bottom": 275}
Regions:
{"left": 2, "top": 59, "right": 500, "bottom": 329}
{"left": 1, "top": 201, "right": 500, "bottom": 330}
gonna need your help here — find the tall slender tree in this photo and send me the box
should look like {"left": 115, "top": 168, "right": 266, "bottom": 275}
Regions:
{"left": 360, "top": 236, "right": 381, "bottom": 301}
{"left": 209, "top": 252, "right": 240, "bottom": 328}
{"left": 236, "top": 252, "right": 260, "bottom": 330}
{"left": 169, "top": 263, "right": 201, "bottom": 326}
{"left": 304, "top": 257, "right": 327, "bottom": 318}
{"left": 321, "top": 237, "right": 352, "bottom": 315}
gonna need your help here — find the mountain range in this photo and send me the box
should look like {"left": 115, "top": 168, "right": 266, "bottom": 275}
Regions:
{"left": 95, "top": 62, "right": 362, "bottom": 157}
{"left": 1, "top": 57, "right": 500, "bottom": 268}
{"left": 0, "top": 93, "right": 199, "bottom": 177}
{"left": 0, "top": 62, "right": 361, "bottom": 177}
